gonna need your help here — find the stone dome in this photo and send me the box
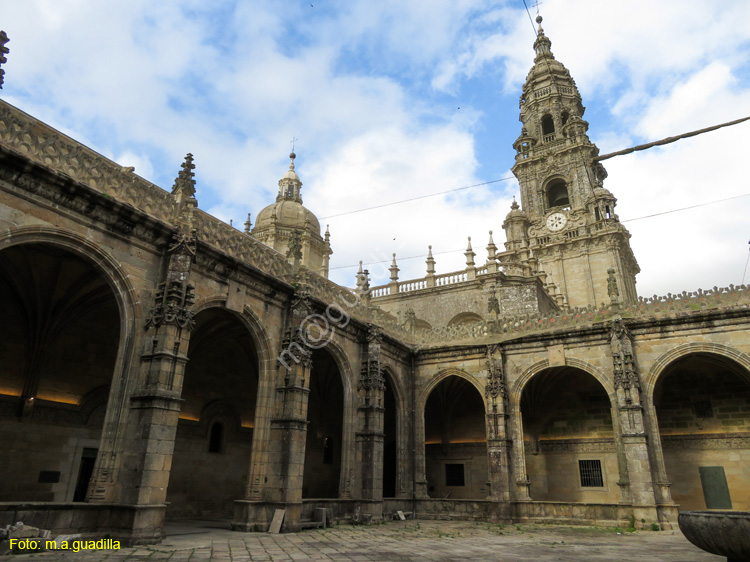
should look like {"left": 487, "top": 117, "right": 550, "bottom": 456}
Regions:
{"left": 252, "top": 152, "right": 322, "bottom": 237}
{"left": 254, "top": 198, "right": 321, "bottom": 234}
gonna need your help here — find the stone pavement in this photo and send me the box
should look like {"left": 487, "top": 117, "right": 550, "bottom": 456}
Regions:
{"left": 7, "top": 520, "right": 720, "bottom": 561}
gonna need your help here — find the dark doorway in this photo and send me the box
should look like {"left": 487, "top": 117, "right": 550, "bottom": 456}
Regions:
{"left": 302, "top": 348, "right": 344, "bottom": 498}
{"left": 73, "top": 448, "right": 98, "bottom": 502}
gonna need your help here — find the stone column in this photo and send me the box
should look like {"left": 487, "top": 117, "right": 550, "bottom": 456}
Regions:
{"left": 111, "top": 223, "right": 197, "bottom": 543}
{"left": 484, "top": 345, "right": 512, "bottom": 520}
{"left": 355, "top": 325, "right": 386, "bottom": 518}
{"left": 85, "top": 156, "right": 200, "bottom": 543}
{"left": 609, "top": 318, "right": 658, "bottom": 521}
{"left": 267, "top": 284, "right": 313, "bottom": 531}
{"left": 509, "top": 400, "right": 531, "bottom": 501}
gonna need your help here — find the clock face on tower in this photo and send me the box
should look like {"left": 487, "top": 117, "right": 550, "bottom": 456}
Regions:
{"left": 546, "top": 212, "right": 567, "bottom": 232}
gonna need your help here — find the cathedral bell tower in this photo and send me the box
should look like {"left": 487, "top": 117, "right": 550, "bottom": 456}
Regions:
{"left": 503, "top": 16, "right": 639, "bottom": 308}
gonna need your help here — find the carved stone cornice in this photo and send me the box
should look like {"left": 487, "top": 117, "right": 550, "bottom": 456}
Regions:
{"left": 0, "top": 147, "right": 173, "bottom": 248}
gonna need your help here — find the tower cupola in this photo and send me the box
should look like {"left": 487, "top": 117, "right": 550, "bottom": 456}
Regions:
{"left": 251, "top": 152, "right": 332, "bottom": 277}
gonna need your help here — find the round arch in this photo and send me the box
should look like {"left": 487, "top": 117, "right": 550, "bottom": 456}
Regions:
{"left": 191, "top": 296, "right": 274, "bottom": 373}
{"left": 315, "top": 337, "right": 355, "bottom": 397}
{"left": 0, "top": 227, "right": 138, "bottom": 340}
{"left": 420, "top": 368, "right": 486, "bottom": 412}
{"left": 0, "top": 227, "right": 138, "bottom": 503}
{"left": 302, "top": 337, "right": 354, "bottom": 499}
{"left": 447, "top": 312, "right": 484, "bottom": 328}
{"left": 510, "top": 357, "right": 616, "bottom": 413}
{"left": 168, "top": 304, "right": 261, "bottom": 517}
{"left": 647, "top": 344, "right": 750, "bottom": 511}
{"left": 644, "top": 342, "right": 750, "bottom": 396}
{"left": 382, "top": 364, "right": 405, "bottom": 411}
{"left": 422, "top": 369, "right": 488, "bottom": 499}
{"left": 381, "top": 365, "right": 402, "bottom": 498}
{"left": 514, "top": 358, "right": 619, "bottom": 503}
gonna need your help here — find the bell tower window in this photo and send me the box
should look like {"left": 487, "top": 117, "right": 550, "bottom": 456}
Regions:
{"left": 541, "top": 114, "right": 555, "bottom": 142}
{"left": 547, "top": 179, "right": 570, "bottom": 209}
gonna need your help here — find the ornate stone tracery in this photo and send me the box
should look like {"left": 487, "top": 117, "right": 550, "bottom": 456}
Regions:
{"left": 485, "top": 344, "right": 506, "bottom": 399}
{"left": 610, "top": 318, "right": 640, "bottom": 393}
{"left": 359, "top": 324, "right": 385, "bottom": 391}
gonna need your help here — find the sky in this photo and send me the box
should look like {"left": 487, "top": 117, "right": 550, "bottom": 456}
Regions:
{"left": 2, "top": 0, "right": 750, "bottom": 297}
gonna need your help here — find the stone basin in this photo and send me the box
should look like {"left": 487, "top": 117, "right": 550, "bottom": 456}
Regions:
{"left": 678, "top": 510, "right": 750, "bottom": 561}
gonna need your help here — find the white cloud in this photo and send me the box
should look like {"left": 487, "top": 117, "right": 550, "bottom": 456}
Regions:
{"left": 2, "top": 0, "right": 749, "bottom": 300}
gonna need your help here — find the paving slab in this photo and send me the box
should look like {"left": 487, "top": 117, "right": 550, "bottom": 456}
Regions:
{"left": 4, "top": 520, "right": 719, "bottom": 561}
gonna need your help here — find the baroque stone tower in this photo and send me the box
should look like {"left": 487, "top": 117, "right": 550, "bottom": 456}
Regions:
{"left": 502, "top": 17, "right": 639, "bottom": 308}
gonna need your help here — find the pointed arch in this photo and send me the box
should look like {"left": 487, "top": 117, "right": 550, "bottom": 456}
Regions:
{"left": 420, "top": 368, "right": 485, "bottom": 411}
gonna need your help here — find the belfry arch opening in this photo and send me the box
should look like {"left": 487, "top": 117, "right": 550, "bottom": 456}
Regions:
{"left": 653, "top": 352, "right": 750, "bottom": 511}
{"left": 302, "top": 347, "right": 344, "bottom": 498}
{"left": 541, "top": 114, "right": 555, "bottom": 137}
{"left": 166, "top": 307, "right": 259, "bottom": 518}
{"left": 0, "top": 243, "right": 120, "bottom": 502}
{"left": 424, "top": 376, "right": 486, "bottom": 499}
{"left": 546, "top": 179, "right": 570, "bottom": 209}
{"left": 520, "top": 367, "right": 617, "bottom": 502}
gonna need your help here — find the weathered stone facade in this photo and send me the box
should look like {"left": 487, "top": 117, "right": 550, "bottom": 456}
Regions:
{"left": 0, "top": 19, "right": 748, "bottom": 545}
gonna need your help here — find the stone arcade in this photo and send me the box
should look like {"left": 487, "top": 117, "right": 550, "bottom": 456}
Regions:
{"left": 0, "top": 20, "right": 748, "bottom": 544}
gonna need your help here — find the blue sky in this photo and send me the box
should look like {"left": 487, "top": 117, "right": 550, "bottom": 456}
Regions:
{"left": 2, "top": 0, "right": 750, "bottom": 296}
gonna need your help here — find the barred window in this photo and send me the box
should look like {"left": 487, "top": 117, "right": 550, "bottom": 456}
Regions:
{"left": 579, "top": 459, "right": 604, "bottom": 487}
{"left": 445, "top": 463, "right": 465, "bottom": 487}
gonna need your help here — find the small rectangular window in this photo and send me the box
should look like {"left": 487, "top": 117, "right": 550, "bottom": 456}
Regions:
{"left": 445, "top": 463, "right": 465, "bottom": 487}
{"left": 38, "top": 470, "right": 60, "bottom": 483}
{"left": 579, "top": 459, "right": 604, "bottom": 487}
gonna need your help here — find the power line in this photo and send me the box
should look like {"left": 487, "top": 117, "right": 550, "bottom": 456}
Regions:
{"left": 620, "top": 193, "right": 750, "bottom": 223}
{"left": 594, "top": 116, "right": 750, "bottom": 162}
{"left": 521, "top": 0, "right": 539, "bottom": 35}
{"left": 330, "top": 192, "right": 750, "bottom": 271}
{"left": 319, "top": 175, "right": 516, "bottom": 220}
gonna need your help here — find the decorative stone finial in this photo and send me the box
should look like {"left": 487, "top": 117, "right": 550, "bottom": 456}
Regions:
{"left": 533, "top": 16, "right": 552, "bottom": 59}
{"left": 465, "top": 236, "right": 476, "bottom": 267}
{"left": 171, "top": 153, "right": 196, "bottom": 199}
{"left": 486, "top": 230, "right": 497, "bottom": 262}
{"left": 426, "top": 245, "right": 436, "bottom": 276}
{"left": 0, "top": 31, "right": 8, "bottom": 90}
{"left": 324, "top": 224, "right": 331, "bottom": 243}
{"left": 389, "top": 253, "right": 400, "bottom": 283}
{"left": 511, "top": 197, "right": 519, "bottom": 210}
{"left": 244, "top": 213, "right": 252, "bottom": 234}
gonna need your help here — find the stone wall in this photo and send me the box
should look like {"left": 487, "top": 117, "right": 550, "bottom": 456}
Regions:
{"left": 525, "top": 440, "right": 619, "bottom": 503}
{"left": 425, "top": 443, "right": 488, "bottom": 500}
{"left": 166, "top": 421, "right": 253, "bottom": 518}
{"left": 0, "top": 417, "right": 100, "bottom": 502}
